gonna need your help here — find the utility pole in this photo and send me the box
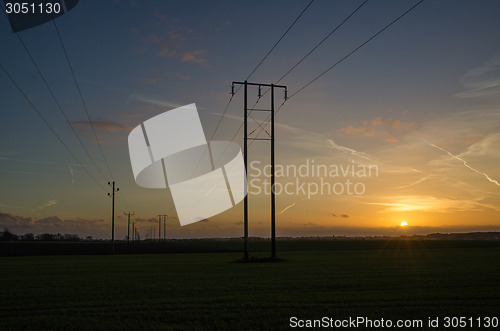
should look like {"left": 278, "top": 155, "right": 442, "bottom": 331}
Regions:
{"left": 232, "top": 81, "right": 287, "bottom": 259}
{"left": 158, "top": 214, "right": 167, "bottom": 241}
{"left": 243, "top": 81, "right": 248, "bottom": 259}
{"left": 108, "top": 181, "right": 119, "bottom": 253}
{"left": 124, "top": 211, "right": 135, "bottom": 245}
{"left": 158, "top": 215, "right": 161, "bottom": 242}
{"left": 271, "top": 85, "right": 276, "bottom": 258}
{"left": 132, "top": 221, "right": 135, "bottom": 241}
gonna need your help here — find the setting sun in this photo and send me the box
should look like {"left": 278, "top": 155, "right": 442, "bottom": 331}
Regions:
{"left": 400, "top": 222, "right": 408, "bottom": 227}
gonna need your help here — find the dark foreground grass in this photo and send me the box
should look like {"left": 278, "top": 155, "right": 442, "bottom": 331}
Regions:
{"left": 1, "top": 242, "right": 499, "bottom": 330}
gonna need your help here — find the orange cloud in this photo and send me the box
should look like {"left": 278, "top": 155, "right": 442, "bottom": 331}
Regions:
{"left": 146, "top": 33, "right": 161, "bottom": 44}
{"left": 341, "top": 125, "right": 375, "bottom": 137}
{"left": 341, "top": 116, "right": 414, "bottom": 142}
{"left": 72, "top": 121, "right": 133, "bottom": 133}
{"left": 369, "top": 117, "right": 390, "bottom": 126}
{"left": 141, "top": 25, "right": 207, "bottom": 65}
{"left": 383, "top": 131, "right": 398, "bottom": 143}
{"left": 158, "top": 46, "right": 175, "bottom": 57}
{"left": 168, "top": 32, "right": 186, "bottom": 43}
{"left": 180, "top": 50, "right": 207, "bottom": 64}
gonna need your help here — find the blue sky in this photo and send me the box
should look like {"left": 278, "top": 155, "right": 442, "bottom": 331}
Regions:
{"left": 1, "top": 0, "right": 500, "bottom": 239}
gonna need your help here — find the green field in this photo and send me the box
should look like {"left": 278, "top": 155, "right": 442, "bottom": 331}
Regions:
{"left": 1, "top": 241, "right": 499, "bottom": 330}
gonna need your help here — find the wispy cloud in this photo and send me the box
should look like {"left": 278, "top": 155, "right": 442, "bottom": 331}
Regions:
{"left": 69, "top": 120, "right": 132, "bottom": 144}
{"left": 331, "top": 213, "right": 350, "bottom": 218}
{"left": 139, "top": 24, "right": 208, "bottom": 65}
{"left": 180, "top": 50, "right": 207, "bottom": 64}
{"left": 395, "top": 174, "right": 438, "bottom": 189}
{"left": 72, "top": 121, "right": 133, "bottom": 133}
{"left": 341, "top": 116, "right": 414, "bottom": 143}
{"left": 146, "top": 33, "right": 161, "bottom": 44}
{"left": 209, "top": 112, "right": 264, "bottom": 127}
{"left": 367, "top": 195, "right": 500, "bottom": 213}
{"left": 209, "top": 112, "right": 241, "bottom": 121}
{"left": 68, "top": 166, "right": 75, "bottom": 185}
{"left": 279, "top": 202, "right": 296, "bottom": 215}
{"left": 424, "top": 138, "right": 500, "bottom": 187}
{"left": 277, "top": 122, "right": 378, "bottom": 163}
{"left": 129, "top": 94, "right": 184, "bottom": 109}
{"left": 457, "top": 132, "right": 500, "bottom": 159}
{"left": 455, "top": 54, "right": 500, "bottom": 99}
{"left": 44, "top": 200, "right": 57, "bottom": 207}
{"left": 39, "top": 199, "right": 58, "bottom": 210}
{"left": 137, "top": 70, "right": 189, "bottom": 85}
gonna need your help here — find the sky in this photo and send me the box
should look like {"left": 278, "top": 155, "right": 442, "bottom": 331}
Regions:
{"left": 1, "top": 0, "right": 500, "bottom": 239}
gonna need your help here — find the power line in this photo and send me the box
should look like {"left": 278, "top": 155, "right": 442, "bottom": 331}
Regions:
{"left": 1, "top": 9, "right": 131, "bottom": 213}
{"left": 117, "top": 190, "right": 131, "bottom": 214}
{"left": 52, "top": 19, "right": 115, "bottom": 180}
{"left": 52, "top": 18, "right": 133, "bottom": 212}
{"left": 245, "top": 0, "right": 315, "bottom": 81}
{"left": 289, "top": 0, "right": 424, "bottom": 100}
{"left": 167, "top": 2, "right": 316, "bottom": 217}
{"left": 0, "top": 62, "right": 107, "bottom": 192}
{"left": 253, "top": 0, "right": 369, "bottom": 106}
{"left": 0, "top": 6, "right": 109, "bottom": 182}
{"left": 11, "top": 30, "right": 109, "bottom": 182}
{"left": 180, "top": 89, "right": 238, "bottom": 218}
{"left": 276, "top": 0, "right": 369, "bottom": 83}
{"left": 211, "top": 0, "right": 314, "bottom": 143}
{"left": 164, "top": 2, "right": 316, "bottom": 219}
{"left": 210, "top": 0, "right": 314, "bottom": 142}
{"left": 250, "top": 0, "right": 425, "bottom": 143}
{"left": 210, "top": 92, "right": 236, "bottom": 141}
{"left": 206, "top": 0, "right": 424, "bottom": 158}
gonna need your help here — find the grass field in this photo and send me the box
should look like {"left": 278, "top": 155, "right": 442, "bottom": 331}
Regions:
{"left": 1, "top": 240, "right": 499, "bottom": 330}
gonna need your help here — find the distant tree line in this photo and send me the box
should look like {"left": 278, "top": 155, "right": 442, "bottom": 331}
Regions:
{"left": 0, "top": 228, "right": 89, "bottom": 241}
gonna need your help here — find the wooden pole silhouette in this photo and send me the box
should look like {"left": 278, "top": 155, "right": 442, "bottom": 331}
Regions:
{"left": 243, "top": 81, "right": 248, "bottom": 259}
{"left": 124, "top": 211, "right": 134, "bottom": 245}
{"left": 108, "top": 181, "right": 119, "bottom": 253}
{"left": 270, "top": 84, "right": 276, "bottom": 258}
{"left": 158, "top": 215, "right": 161, "bottom": 242}
{"left": 157, "top": 214, "right": 167, "bottom": 241}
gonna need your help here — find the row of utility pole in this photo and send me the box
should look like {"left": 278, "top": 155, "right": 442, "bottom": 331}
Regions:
{"left": 108, "top": 181, "right": 168, "bottom": 247}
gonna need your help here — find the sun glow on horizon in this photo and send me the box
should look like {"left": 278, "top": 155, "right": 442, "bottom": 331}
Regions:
{"left": 400, "top": 221, "right": 408, "bottom": 227}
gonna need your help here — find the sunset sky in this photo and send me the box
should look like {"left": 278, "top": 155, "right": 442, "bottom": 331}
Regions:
{"left": 1, "top": 0, "right": 500, "bottom": 239}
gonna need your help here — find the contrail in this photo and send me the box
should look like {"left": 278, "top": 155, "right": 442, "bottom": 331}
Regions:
{"left": 425, "top": 139, "right": 500, "bottom": 187}
{"left": 279, "top": 202, "right": 296, "bottom": 215}
{"left": 395, "top": 174, "right": 437, "bottom": 189}
{"left": 69, "top": 166, "right": 75, "bottom": 184}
